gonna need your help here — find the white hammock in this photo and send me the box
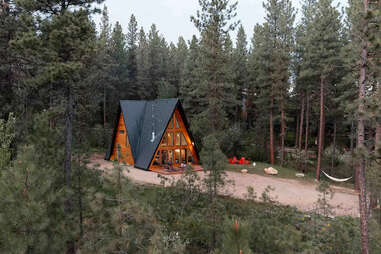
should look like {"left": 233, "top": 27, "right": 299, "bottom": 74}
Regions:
{"left": 321, "top": 170, "right": 353, "bottom": 182}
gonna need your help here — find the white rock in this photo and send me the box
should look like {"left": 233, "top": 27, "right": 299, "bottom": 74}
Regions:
{"left": 264, "top": 167, "right": 278, "bottom": 175}
{"left": 296, "top": 173, "right": 305, "bottom": 178}
{"left": 241, "top": 169, "right": 248, "bottom": 174}
{"left": 252, "top": 162, "right": 256, "bottom": 167}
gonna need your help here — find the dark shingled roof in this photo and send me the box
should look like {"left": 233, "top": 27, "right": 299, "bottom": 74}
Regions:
{"left": 105, "top": 98, "right": 198, "bottom": 170}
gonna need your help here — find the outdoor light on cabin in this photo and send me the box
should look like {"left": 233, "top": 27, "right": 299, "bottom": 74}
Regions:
{"left": 150, "top": 131, "right": 155, "bottom": 143}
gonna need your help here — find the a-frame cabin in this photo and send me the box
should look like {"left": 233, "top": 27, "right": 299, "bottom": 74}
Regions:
{"left": 105, "top": 99, "right": 199, "bottom": 170}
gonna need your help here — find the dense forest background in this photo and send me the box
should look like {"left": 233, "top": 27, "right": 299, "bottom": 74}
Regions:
{"left": 0, "top": 0, "right": 380, "bottom": 253}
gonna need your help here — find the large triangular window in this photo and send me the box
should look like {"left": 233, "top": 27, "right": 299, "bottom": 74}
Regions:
{"left": 152, "top": 109, "right": 198, "bottom": 168}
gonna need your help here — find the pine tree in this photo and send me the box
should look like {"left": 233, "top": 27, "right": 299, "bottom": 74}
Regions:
{"left": 297, "top": 0, "right": 343, "bottom": 179}
{"left": 0, "top": 1, "right": 22, "bottom": 118}
{"left": 13, "top": 1, "right": 103, "bottom": 252}
{"left": 137, "top": 27, "right": 151, "bottom": 99}
{"left": 263, "top": 0, "right": 296, "bottom": 165}
{"left": 180, "top": 35, "right": 202, "bottom": 118}
{"left": 221, "top": 218, "right": 252, "bottom": 254}
{"left": 175, "top": 36, "right": 188, "bottom": 87}
{"left": 355, "top": 0, "right": 379, "bottom": 252}
{"left": 147, "top": 24, "right": 165, "bottom": 98}
{"left": 294, "top": 0, "right": 319, "bottom": 172}
{"left": 126, "top": 14, "right": 138, "bottom": 93}
{"left": 200, "top": 134, "right": 228, "bottom": 250}
{"left": 98, "top": 5, "right": 113, "bottom": 131}
{"left": 0, "top": 113, "right": 67, "bottom": 252}
{"left": 167, "top": 36, "right": 188, "bottom": 97}
{"left": 248, "top": 23, "right": 273, "bottom": 162}
{"left": 232, "top": 25, "right": 248, "bottom": 126}
{"left": 191, "top": 0, "right": 239, "bottom": 138}
{"left": 356, "top": 2, "right": 368, "bottom": 252}
{"left": 222, "top": 33, "right": 237, "bottom": 120}
{"left": 0, "top": 113, "right": 15, "bottom": 171}
{"left": 110, "top": 22, "right": 130, "bottom": 101}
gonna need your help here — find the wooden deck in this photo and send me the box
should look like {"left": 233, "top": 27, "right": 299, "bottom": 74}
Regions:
{"left": 150, "top": 165, "right": 203, "bottom": 175}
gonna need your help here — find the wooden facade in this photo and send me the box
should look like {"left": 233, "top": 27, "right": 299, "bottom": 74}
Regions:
{"left": 109, "top": 105, "right": 199, "bottom": 170}
{"left": 109, "top": 113, "right": 134, "bottom": 165}
{"left": 149, "top": 109, "right": 199, "bottom": 170}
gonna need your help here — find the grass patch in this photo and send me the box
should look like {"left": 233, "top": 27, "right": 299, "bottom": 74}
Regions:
{"left": 226, "top": 162, "right": 355, "bottom": 189}
{"left": 225, "top": 161, "right": 315, "bottom": 181}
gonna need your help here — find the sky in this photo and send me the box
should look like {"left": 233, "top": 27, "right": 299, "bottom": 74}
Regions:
{"left": 94, "top": 0, "right": 348, "bottom": 44}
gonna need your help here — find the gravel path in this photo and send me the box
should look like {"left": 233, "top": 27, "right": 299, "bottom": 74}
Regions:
{"left": 91, "top": 155, "right": 359, "bottom": 217}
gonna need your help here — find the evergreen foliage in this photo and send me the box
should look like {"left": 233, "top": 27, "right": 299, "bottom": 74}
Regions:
{"left": 0, "top": 113, "right": 16, "bottom": 170}
{"left": 126, "top": 14, "right": 138, "bottom": 91}
{"left": 220, "top": 218, "right": 252, "bottom": 254}
{"left": 180, "top": 35, "right": 202, "bottom": 118}
{"left": 191, "top": 0, "right": 239, "bottom": 137}
{"left": 1, "top": 0, "right": 381, "bottom": 253}
{"left": 200, "top": 134, "right": 228, "bottom": 250}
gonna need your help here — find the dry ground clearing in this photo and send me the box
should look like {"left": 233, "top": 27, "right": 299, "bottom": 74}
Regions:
{"left": 91, "top": 154, "right": 359, "bottom": 217}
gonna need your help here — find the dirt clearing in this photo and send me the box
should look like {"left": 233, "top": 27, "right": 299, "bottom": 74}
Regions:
{"left": 91, "top": 154, "right": 359, "bottom": 217}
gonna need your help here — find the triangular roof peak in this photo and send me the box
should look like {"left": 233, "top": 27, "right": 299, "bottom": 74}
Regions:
{"left": 106, "top": 98, "right": 197, "bottom": 170}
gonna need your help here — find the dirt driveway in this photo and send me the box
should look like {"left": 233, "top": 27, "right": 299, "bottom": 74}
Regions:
{"left": 92, "top": 155, "right": 359, "bottom": 217}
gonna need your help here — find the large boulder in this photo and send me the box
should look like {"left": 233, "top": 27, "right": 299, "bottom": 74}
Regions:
{"left": 264, "top": 167, "right": 278, "bottom": 175}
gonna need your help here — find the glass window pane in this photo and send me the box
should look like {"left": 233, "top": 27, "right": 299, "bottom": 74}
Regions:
{"left": 126, "top": 134, "right": 129, "bottom": 147}
{"left": 181, "top": 149, "right": 186, "bottom": 164}
{"left": 161, "top": 133, "right": 168, "bottom": 146}
{"left": 175, "top": 132, "right": 180, "bottom": 146}
{"left": 162, "top": 150, "right": 168, "bottom": 165}
{"left": 119, "top": 130, "right": 124, "bottom": 134}
{"left": 175, "top": 116, "right": 180, "bottom": 128}
{"left": 180, "top": 132, "right": 187, "bottom": 146}
{"left": 174, "top": 149, "right": 180, "bottom": 164}
{"left": 168, "top": 132, "right": 173, "bottom": 146}
{"left": 153, "top": 151, "right": 160, "bottom": 166}
{"left": 168, "top": 117, "right": 174, "bottom": 129}
{"left": 168, "top": 150, "right": 173, "bottom": 164}
{"left": 188, "top": 149, "right": 193, "bottom": 163}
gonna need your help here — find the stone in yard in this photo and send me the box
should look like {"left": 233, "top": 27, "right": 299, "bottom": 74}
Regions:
{"left": 264, "top": 167, "right": 278, "bottom": 175}
{"left": 241, "top": 169, "right": 248, "bottom": 174}
{"left": 252, "top": 162, "right": 256, "bottom": 167}
{"left": 296, "top": 173, "right": 305, "bottom": 178}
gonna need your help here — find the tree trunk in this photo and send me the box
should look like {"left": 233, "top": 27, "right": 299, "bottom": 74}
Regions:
{"left": 295, "top": 115, "right": 300, "bottom": 148}
{"left": 49, "top": 83, "right": 54, "bottom": 129}
{"left": 270, "top": 96, "right": 275, "bottom": 165}
{"left": 280, "top": 99, "right": 286, "bottom": 166}
{"left": 350, "top": 119, "right": 355, "bottom": 170}
{"left": 64, "top": 84, "right": 75, "bottom": 254}
{"left": 298, "top": 97, "right": 305, "bottom": 151}
{"left": 370, "top": 122, "right": 381, "bottom": 209}
{"left": 316, "top": 76, "right": 325, "bottom": 181}
{"left": 103, "top": 85, "right": 107, "bottom": 147}
{"left": 77, "top": 154, "right": 83, "bottom": 237}
{"left": 357, "top": 1, "right": 370, "bottom": 252}
{"left": 64, "top": 85, "right": 73, "bottom": 211}
{"left": 376, "top": 122, "right": 381, "bottom": 160}
{"left": 331, "top": 120, "right": 337, "bottom": 173}
{"left": 304, "top": 94, "right": 310, "bottom": 173}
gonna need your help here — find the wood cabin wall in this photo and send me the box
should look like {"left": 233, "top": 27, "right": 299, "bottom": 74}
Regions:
{"left": 149, "top": 109, "right": 199, "bottom": 170}
{"left": 110, "top": 113, "right": 134, "bottom": 165}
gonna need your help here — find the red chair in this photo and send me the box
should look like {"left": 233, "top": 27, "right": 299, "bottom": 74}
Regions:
{"left": 238, "top": 157, "right": 250, "bottom": 165}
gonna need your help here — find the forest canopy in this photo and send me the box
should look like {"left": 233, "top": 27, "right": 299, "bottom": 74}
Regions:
{"left": 0, "top": 0, "right": 380, "bottom": 253}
